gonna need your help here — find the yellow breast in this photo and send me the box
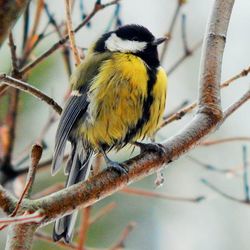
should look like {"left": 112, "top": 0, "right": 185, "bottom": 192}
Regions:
{"left": 80, "top": 53, "right": 167, "bottom": 149}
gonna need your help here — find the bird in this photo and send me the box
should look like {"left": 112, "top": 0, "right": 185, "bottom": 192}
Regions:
{"left": 51, "top": 24, "right": 167, "bottom": 243}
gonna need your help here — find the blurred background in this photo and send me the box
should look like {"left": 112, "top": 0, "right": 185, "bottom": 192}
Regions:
{"left": 0, "top": 0, "right": 250, "bottom": 249}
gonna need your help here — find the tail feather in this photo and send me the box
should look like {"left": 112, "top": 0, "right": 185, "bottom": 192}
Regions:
{"left": 53, "top": 141, "right": 93, "bottom": 243}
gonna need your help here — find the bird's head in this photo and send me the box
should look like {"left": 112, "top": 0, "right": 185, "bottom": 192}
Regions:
{"left": 93, "top": 24, "right": 166, "bottom": 68}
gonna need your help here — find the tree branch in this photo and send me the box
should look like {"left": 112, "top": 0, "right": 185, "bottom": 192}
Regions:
{"left": 0, "top": 74, "right": 62, "bottom": 114}
{"left": 0, "top": 185, "right": 17, "bottom": 215}
{"left": 65, "top": 0, "right": 81, "bottom": 66}
{"left": 5, "top": 223, "right": 38, "bottom": 250}
{"left": 222, "top": 89, "right": 250, "bottom": 122}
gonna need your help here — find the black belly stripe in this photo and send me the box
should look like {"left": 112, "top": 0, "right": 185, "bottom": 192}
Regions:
{"left": 123, "top": 66, "right": 157, "bottom": 145}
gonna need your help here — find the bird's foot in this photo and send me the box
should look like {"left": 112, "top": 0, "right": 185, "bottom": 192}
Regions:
{"left": 134, "top": 141, "right": 166, "bottom": 156}
{"left": 100, "top": 149, "right": 128, "bottom": 175}
{"left": 107, "top": 161, "right": 128, "bottom": 175}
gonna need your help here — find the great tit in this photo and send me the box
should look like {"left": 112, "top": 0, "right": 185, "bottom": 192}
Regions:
{"left": 51, "top": 24, "right": 167, "bottom": 243}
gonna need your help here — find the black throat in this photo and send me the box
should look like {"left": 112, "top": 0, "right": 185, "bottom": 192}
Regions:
{"left": 134, "top": 46, "right": 160, "bottom": 69}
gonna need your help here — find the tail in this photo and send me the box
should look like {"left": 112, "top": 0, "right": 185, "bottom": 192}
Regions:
{"left": 53, "top": 140, "right": 93, "bottom": 243}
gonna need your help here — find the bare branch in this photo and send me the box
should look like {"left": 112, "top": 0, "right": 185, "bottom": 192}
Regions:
{"left": 12, "top": 145, "right": 43, "bottom": 215}
{"left": 109, "top": 222, "right": 136, "bottom": 250}
{"left": 77, "top": 207, "right": 91, "bottom": 250}
{"left": 160, "top": 0, "right": 185, "bottom": 62}
{"left": 0, "top": 145, "right": 42, "bottom": 230}
{"left": 159, "top": 102, "right": 197, "bottom": 130}
{"left": 0, "top": 74, "right": 62, "bottom": 114}
{"left": 242, "top": 146, "right": 250, "bottom": 202}
{"left": 222, "top": 89, "right": 250, "bottom": 122}
{"left": 201, "top": 137, "right": 250, "bottom": 146}
{"left": 65, "top": 0, "right": 81, "bottom": 66}
{"left": 121, "top": 187, "right": 205, "bottom": 203}
{"left": 0, "top": 210, "right": 44, "bottom": 226}
{"left": 168, "top": 40, "right": 202, "bottom": 75}
{"left": 201, "top": 178, "right": 247, "bottom": 204}
{"left": 8, "top": 33, "right": 19, "bottom": 74}
{"left": 220, "top": 66, "right": 250, "bottom": 88}
{"left": 35, "top": 231, "right": 77, "bottom": 250}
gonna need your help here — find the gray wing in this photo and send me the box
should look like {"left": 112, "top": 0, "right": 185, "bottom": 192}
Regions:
{"left": 51, "top": 94, "right": 88, "bottom": 175}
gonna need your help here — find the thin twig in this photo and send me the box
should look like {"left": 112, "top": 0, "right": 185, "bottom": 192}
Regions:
{"left": 3, "top": 34, "right": 20, "bottom": 163}
{"left": 8, "top": 32, "right": 19, "bottom": 73}
{"left": 201, "top": 137, "right": 250, "bottom": 146}
{"left": 78, "top": 206, "right": 91, "bottom": 250}
{"left": 181, "top": 14, "right": 190, "bottom": 55}
{"left": 5, "top": 88, "right": 19, "bottom": 163}
{"left": 0, "top": 73, "right": 62, "bottom": 114}
{"left": 65, "top": 0, "right": 81, "bottom": 66}
{"left": 0, "top": 145, "right": 42, "bottom": 231}
{"left": 201, "top": 178, "right": 248, "bottom": 204}
{"left": 168, "top": 40, "right": 203, "bottom": 75}
{"left": 121, "top": 187, "right": 205, "bottom": 203}
{"left": 222, "top": 89, "right": 250, "bottom": 122}
{"left": 0, "top": 210, "right": 44, "bottom": 226}
{"left": 159, "top": 102, "right": 197, "bottom": 130}
{"left": 242, "top": 146, "right": 250, "bottom": 202}
{"left": 163, "top": 100, "right": 189, "bottom": 119}
{"left": 22, "top": 3, "right": 30, "bottom": 50}
{"left": 187, "top": 155, "right": 230, "bottom": 173}
{"left": 44, "top": 3, "right": 72, "bottom": 76}
{"left": 29, "top": 0, "right": 44, "bottom": 37}
{"left": 109, "top": 222, "right": 136, "bottom": 250}
{"left": 160, "top": 0, "right": 184, "bottom": 62}
{"left": 35, "top": 231, "right": 77, "bottom": 250}
{"left": 14, "top": 144, "right": 43, "bottom": 209}
{"left": 220, "top": 66, "right": 250, "bottom": 88}
{"left": 20, "top": 0, "right": 120, "bottom": 75}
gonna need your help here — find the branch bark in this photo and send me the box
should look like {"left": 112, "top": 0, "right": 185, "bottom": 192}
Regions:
{"left": 0, "top": 185, "right": 17, "bottom": 215}
{"left": 5, "top": 224, "right": 38, "bottom": 250}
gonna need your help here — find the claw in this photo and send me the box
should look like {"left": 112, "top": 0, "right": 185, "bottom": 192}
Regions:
{"left": 134, "top": 141, "right": 166, "bottom": 156}
{"left": 101, "top": 149, "right": 128, "bottom": 175}
{"left": 107, "top": 161, "right": 128, "bottom": 175}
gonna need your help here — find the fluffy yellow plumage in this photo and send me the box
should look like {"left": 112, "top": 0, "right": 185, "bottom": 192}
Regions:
{"left": 79, "top": 53, "right": 167, "bottom": 148}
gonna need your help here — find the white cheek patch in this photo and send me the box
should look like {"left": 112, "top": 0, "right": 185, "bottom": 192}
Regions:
{"left": 105, "top": 33, "right": 147, "bottom": 53}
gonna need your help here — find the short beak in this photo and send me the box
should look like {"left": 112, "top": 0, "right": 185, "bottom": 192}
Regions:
{"left": 151, "top": 37, "right": 167, "bottom": 46}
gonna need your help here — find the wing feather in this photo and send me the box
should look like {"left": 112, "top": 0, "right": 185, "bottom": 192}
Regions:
{"left": 51, "top": 95, "right": 88, "bottom": 175}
